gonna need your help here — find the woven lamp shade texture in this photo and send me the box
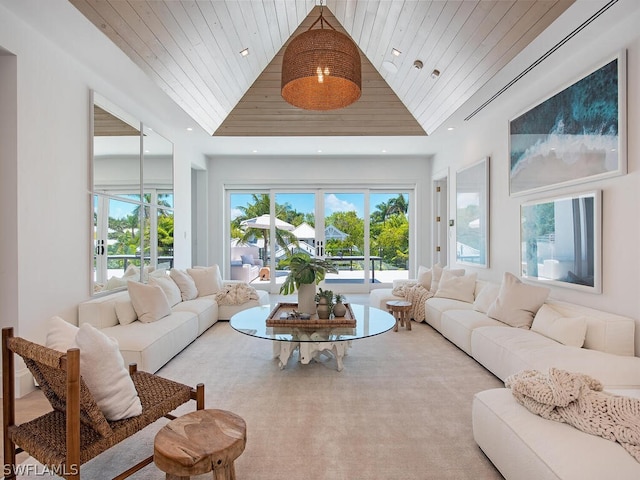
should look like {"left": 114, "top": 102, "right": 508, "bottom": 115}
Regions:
{"left": 281, "top": 28, "right": 361, "bottom": 110}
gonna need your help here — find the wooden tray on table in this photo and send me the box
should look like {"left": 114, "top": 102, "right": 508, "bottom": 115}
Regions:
{"left": 265, "top": 302, "right": 356, "bottom": 328}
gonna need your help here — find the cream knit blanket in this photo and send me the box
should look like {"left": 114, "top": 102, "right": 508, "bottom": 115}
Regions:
{"left": 391, "top": 283, "right": 433, "bottom": 322}
{"left": 506, "top": 368, "right": 640, "bottom": 462}
{"left": 214, "top": 282, "right": 259, "bottom": 305}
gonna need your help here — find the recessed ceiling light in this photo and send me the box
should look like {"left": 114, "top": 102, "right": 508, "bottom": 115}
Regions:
{"left": 252, "top": 149, "right": 258, "bottom": 153}
{"left": 447, "top": 127, "right": 454, "bottom": 131}
{"left": 186, "top": 127, "right": 193, "bottom": 131}
{"left": 381, "top": 149, "right": 387, "bottom": 153}
{"left": 413, "top": 60, "right": 423, "bottom": 70}
{"left": 240, "top": 48, "right": 249, "bottom": 57}
{"left": 391, "top": 48, "right": 401, "bottom": 57}
{"left": 317, "top": 149, "right": 323, "bottom": 153}
{"left": 430, "top": 69, "right": 440, "bottom": 78}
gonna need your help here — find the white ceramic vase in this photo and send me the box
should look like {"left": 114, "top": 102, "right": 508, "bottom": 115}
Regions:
{"left": 297, "top": 283, "right": 317, "bottom": 315}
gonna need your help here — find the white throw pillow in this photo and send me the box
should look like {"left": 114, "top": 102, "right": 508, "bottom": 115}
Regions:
{"left": 187, "top": 265, "right": 224, "bottom": 297}
{"left": 531, "top": 304, "right": 587, "bottom": 347}
{"left": 431, "top": 266, "right": 465, "bottom": 293}
{"left": 473, "top": 284, "right": 500, "bottom": 314}
{"left": 170, "top": 268, "right": 198, "bottom": 301}
{"left": 127, "top": 281, "right": 171, "bottom": 323}
{"left": 115, "top": 299, "right": 138, "bottom": 325}
{"left": 45, "top": 316, "right": 79, "bottom": 352}
{"left": 435, "top": 272, "right": 477, "bottom": 303}
{"left": 150, "top": 275, "right": 182, "bottom": 307}
{"left": 416, "top": 265, "right": 433, "bottom": 290}
{"left": 487, "top": 272, "right": 550, "bottom": 329}
{"left": 75, "top": 323, "right": 142, "bottom": 421}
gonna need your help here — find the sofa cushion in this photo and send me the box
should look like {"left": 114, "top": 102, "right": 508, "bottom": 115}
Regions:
{"left": 425, "top": 297, "right": 473, "bottom": 332}
{"left": 470, "top": 326, "right": 640, "bottom": 388}
{"left": 241, "top": 254, "right": 255, "bottom": 265}
{"left": 173, "top": 298, "right": 219, "bottom": 335}
{"left": 531, "top": 304, "right": 587, "bottom": 347}
{"left": 150, "top": 275, "right": 182, "bottom": 307}
{"left": 170, "top": 268, "right": 198, "bottom": 301}
{"left": 473, "top": 283, "right": 500, "bottom": 314}
{"left": 435, "top": 272, "right": 477, "bottom": 303}
{"left": 99, "top": 311, "right": 198, "bottom": 373}
{"left": 472, "top": 388, "right": 640, "bottom": 480}
{"left": 188, "top": 265, "right": 224, "bottom": 297}
{"left": 127, "top": 280, "right": 172, "bottom": 323}
{"left": 75, "top": 323, "right": 142, "bottom": 421}
{"left": 487, "top": 272, "right": 549, "bottom": 329}
{"left": 440, "top": 309, "right": 504, "bottom": 355}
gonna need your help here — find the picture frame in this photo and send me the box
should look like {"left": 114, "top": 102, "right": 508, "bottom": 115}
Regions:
{"left": 456, "top": 157, "right": 489, "bottom": 268}
{"left": 509, "top": 50, "right": 626, "bottom": 196}
{"left": 520, "top": 190, "right": 601, "bottom": 293}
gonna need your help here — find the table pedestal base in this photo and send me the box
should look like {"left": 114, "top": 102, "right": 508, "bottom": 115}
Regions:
{"left": 273, "top": 341, "right": 352, "bottom": 371}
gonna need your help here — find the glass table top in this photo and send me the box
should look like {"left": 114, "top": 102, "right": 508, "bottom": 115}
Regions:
{"left": 229, "top": 303, "right": 395, "bottom": 342}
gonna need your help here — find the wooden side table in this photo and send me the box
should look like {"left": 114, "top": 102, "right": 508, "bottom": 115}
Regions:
{"left": 386, "top": 300, "right": 412, "bottom": 332}
{"left": 154, "top": 409, "right": 246, "bottom": 480}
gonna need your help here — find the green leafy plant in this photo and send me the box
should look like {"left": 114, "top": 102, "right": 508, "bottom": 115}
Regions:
{"left": 314, "top": 288, "right": 335, "bottom": 305}
{"left": 279, "top": 253, "right": 338, "bottom": 295}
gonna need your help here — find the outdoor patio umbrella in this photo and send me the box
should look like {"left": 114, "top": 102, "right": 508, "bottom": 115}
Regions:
{"left": 240, "top": 214, "right": 295, "bottom": 231}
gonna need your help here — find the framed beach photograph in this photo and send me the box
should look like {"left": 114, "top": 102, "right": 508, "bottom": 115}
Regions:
{"left": 509, "top": 51, "right": 626, "bottom": 196}
{"left": 520, "top": 190, "right": 601, "bottom": 293}
{"left": 456, "top": 157, "right": 489, "bottom": 268}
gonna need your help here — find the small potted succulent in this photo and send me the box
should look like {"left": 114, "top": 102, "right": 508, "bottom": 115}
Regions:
{"left": 333, "top": 293, "right": 347, "bottom": 317}
{"left": 279, "top": 253, "right": 338, "bottom": 314}
{"left": 315, "top": 288, "right": 334, "bottom": 319}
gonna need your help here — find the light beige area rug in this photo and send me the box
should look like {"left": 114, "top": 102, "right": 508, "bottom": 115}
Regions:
{"left": 20, "top": 320, "right": 504, "bottom": 479}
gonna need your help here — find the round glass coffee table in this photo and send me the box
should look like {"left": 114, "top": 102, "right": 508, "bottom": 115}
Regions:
{"left": 230, "top": 304, "right": 395, "bottom": 371}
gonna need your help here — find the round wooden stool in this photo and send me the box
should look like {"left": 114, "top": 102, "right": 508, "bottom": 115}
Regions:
{"left": 386, "top": 300, "right": 412, "bottom": 332}
{"left": 154, "top": 409, "right": 247, "bottom": 480}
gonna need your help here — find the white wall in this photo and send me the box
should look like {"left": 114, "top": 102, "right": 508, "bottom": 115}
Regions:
{"left": 426, "top": 0, "right": 640, "bottom": 319}
{"left": 0, "top": 0, "right": 202, "bottom": 396}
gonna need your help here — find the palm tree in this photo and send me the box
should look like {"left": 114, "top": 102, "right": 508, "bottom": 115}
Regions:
{"left": 232, "top": 194, "right": 299, "bottom": 260}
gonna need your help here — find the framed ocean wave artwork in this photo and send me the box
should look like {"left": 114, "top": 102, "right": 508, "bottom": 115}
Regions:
{"left": 509, "top": 51, "right": 626, "bottom": 196}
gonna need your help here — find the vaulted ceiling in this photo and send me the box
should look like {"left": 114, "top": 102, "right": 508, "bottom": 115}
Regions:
{"left": 69, "top": 0, "right": 574, "bottom": 137}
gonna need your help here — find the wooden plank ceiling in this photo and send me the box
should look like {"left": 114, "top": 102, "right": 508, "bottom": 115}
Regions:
{"left": 69, "top": 0, "right": 574, "bottom": 137}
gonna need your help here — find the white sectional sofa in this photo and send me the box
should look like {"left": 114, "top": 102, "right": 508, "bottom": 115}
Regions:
{"left": 79, "top": 270, "right": 269, "bottom": 373}
{"left": 370, "top": 273, "right": 640, "bottom": 479}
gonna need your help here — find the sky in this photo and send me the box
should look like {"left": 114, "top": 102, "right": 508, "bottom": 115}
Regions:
{"left": 230, "top": 192, "right": 407, "bottom": 220}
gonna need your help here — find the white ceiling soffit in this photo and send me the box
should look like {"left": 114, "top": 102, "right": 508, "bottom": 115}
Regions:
{"left": 69, "top": 0, "right": 574, "bottom": 137}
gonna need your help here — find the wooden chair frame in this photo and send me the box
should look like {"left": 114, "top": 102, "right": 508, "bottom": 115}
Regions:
{"left": 2, "top": 327, "right": 205, "bottom": 479}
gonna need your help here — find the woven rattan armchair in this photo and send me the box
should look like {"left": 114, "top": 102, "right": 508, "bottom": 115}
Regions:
{"left": 2, "top": 327, "right": 205, "bottom": 479}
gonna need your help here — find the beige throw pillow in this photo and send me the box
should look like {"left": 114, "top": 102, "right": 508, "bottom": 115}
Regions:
{"left": 75, "top": 323, "right": 142, "bottom": 421}
{"left": 416, "top": 265, "right": 433, "bottom": 289}
{"left": 127, "top": 281, "right": 171, "bottom": 323}
{"left": 473, "top": 283, "right": 500, "bottom": 314}
{"left": 487, "top": 272, "right": 550, "bottom": 329}
{"left": 170, "top": 268, "right": 198, "bottom": 301}
{"left": 435, "top": 272, "right": 477, "bottom": 303}
{"left": 531, "top": 304, "right": 587, "bottom": 347}
{"left": 45, "top": 316, "right": 79, "bottom": 352}
{"left": 187, "top": 265, "right": 224, "bottom": 297}
{"left": 431, "top": 266, "right": 465, "bottom": 292}
{"left": 150, "top": 275, "right": 182, "bottom": 307}
{"left": 115, "top": 300, "right": 138, "bottom": 325}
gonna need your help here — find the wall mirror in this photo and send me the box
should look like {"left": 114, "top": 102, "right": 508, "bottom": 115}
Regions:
{"left": 92, "top": 92, "right": 174, "bottom": 294}
{"left": 455, "top": 157, "right": 489, "bottom": 267}
{"left": 520, "top": 190, "right": 601, "bottom": 293}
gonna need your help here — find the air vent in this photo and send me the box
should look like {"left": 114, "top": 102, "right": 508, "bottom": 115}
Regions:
{"left": 465, "top": 0, "right": 619, "bottom": 121}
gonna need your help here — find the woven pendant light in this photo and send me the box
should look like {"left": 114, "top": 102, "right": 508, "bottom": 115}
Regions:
{"left": 281, "top": 7, "right": 361, "bottom": 111}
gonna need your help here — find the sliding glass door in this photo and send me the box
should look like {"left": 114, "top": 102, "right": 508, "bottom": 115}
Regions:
{"left": 229, "top": 188, "right": 411, "bottom": 293}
